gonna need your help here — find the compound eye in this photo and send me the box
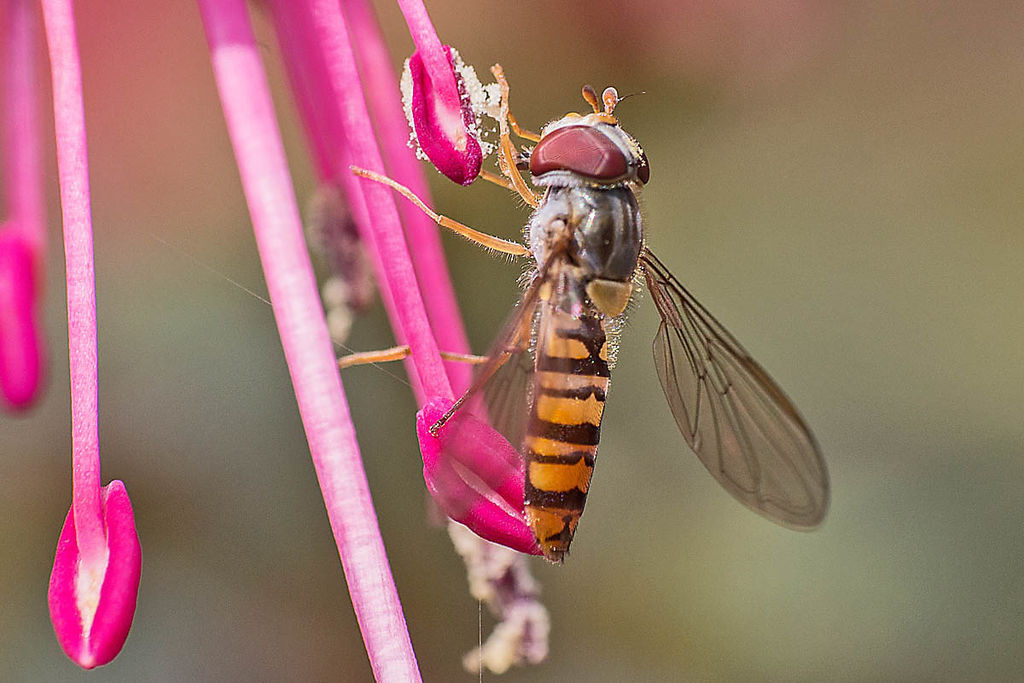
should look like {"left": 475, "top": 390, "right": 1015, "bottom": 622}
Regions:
{"left": 637, "top": 149, "right": 650, "bottom": 184}
{"left": 530, "top": 126, "right": 629, "bottom": 181}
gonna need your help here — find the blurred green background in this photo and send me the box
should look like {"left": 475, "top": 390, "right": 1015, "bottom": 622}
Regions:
{"left": 4, "top": 0, "right": 1024, "bottom": 680}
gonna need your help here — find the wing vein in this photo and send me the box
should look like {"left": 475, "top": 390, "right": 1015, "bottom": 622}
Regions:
{"left": 641, "top": 249, "right": 829, "bottom": 527}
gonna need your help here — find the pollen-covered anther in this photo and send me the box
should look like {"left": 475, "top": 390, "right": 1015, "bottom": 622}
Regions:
{"left": 402, "top": 45, "right": 483, "bottom": 185}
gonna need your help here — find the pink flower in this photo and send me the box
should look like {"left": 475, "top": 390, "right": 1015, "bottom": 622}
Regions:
{"left": 48, "top": 481, "right": 141, "bottom": 669}
{"left": 418, "top": 397, "right": 537, "bottom": 555}
{"left": 268, "top": 0, "right": 538, "bottom": 555}
{"left": 11, "top": 0, "right": 547, "bottom": 674}
{"left": 39, "top": 0, "right": 141, "bottom": 668}
{"left": 199, "top": 1, "right": 420, "bottom": 678}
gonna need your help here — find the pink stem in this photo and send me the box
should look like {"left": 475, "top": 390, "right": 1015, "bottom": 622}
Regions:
{"left": 344, "top": 0, "right": 473, "bottom": 394}
{"left": 330, "top": 1, "right": 533, "bottom": 551}
{"left": 276, "top": 1, "right": 532, "bottom": 552}
{"left": 40, "top": 0, "right": 104, "bottom": 567}
{"left": 266, "top": 3, "right": 336, "bottom": 183}
{"left": 196, "top": 2, "right": 420, "bottom": 679}
{"left": 394, "top": 0, "right": 456, "bottom": 103}
{"left": 266, "top": 1, "right": 425, "bottom": 402}
{"left": 306, "top": 0, "right": 453, "bottom": 401}
{"left": 4, "top": 0, "right": 45, "bottom": 256}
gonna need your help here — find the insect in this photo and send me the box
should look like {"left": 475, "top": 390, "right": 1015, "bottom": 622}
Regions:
{"left": 356, "top": 66, "right": 829, "bottom": 562}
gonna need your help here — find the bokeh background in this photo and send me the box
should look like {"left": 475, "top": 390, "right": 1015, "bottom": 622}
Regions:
{"left": 4, "top": 0, "right": 1024, "bottom": 680}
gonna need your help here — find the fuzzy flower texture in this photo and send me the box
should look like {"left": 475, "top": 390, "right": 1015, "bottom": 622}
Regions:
{"left": 3, "top": 0, "right": 549, "bottom": 676}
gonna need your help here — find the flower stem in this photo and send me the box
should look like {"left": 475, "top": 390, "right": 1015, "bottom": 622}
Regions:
{"left": 395, "top": 0, "right": 454, "bottom": 100}
{"left": 344, "top": 0, "right": 473, "bottom": 394}
{"left": 40, "top": 0, "right": 104, "bottom": 568}
{"left": 306, "top": 0, "right": 453, "bottom": 401}
{"left": 197, "top": 1, "right": 420, "bottom": 679}
{"left": 269, "top": 0, "right": 434, "bottom": 402}
{"left": 3, "top": 0, "right": 45, "bottom": 256}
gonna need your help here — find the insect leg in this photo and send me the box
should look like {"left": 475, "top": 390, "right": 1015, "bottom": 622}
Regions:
{"left": 337, "top": 345, "right": 410, "bottom": 369}
{"left": 486, "top": 64, "right": 541, "bottom": 142}
{"left": 338, "top": 344, "right": 488, "bottom": 370}
{"left": 477, "top": 169, "right": 514, "bottom": 191}
{"left": 507, "top": 111, "right": 540, "bottom": 143}
{"left": 439, "top": 351, "right": 491, "bottom": 365}
{"left": 490, "top": 64, "right": 542, "bottom": 208}
{"left": 351, "top": 167, "right": 531, "bottom": 257}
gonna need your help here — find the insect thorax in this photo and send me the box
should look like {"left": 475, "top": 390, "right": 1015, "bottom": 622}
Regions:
{"left": 527, "top": 184, "right": 643, "bottom": 318}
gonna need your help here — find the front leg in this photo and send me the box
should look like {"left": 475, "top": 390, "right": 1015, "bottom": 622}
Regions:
{"left": 490, "top": 64, "right": 542, "bottom": 208}
{"left": 352, "top": 167, "right": 531, "bottom": 258}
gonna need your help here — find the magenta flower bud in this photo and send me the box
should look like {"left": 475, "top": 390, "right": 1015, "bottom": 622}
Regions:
{"left": 405, "top": 45, "right": 482, "bottom": 185}
{"left": 0, "top": 230, "right": 43, "bottom": 409}
{"left": 48, "top": 480, "right": 142, "bottom": 670}
{"left": 418, "top": 397, "right": 540, "bottom": 556}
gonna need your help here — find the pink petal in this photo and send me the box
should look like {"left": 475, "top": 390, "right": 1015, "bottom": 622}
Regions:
{"left": 418, "top": 397, "right": 540, "bottom": 555}
{"left": 49, "top": 481, "right": 142, "bottom": 669}
{"left": 406, "top": 46, "right": 482, "bottom": 186}
{"left": 0, "top": 230, "right": 43, "bottom": 410}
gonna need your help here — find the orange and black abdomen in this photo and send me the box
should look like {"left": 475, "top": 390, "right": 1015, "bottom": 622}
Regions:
{"left": 524, "top": 309, "right": 610, "bottom": 562}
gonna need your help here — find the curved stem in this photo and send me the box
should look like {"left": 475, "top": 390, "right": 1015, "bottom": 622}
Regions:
{"left": 307, "top": 0, "right": 453, "bottom": 401}
{"left": 266, "top": 0, "right": 423, "bottom": 402}
{"left": 395, "top": 0, "right": 455, "bottom": 100}
{"left": 197, "top": 1, "right": 420, "bottom": 679}
{"left": 345, "top": 0, "right": 473, "bottom": 394}
{"left": 40, "top": 0, "right": 104, "bottom": 567}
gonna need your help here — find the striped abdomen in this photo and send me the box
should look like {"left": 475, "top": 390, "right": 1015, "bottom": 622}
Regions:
{"left": 524, "top": 308, "right": 610, "bottom": 562}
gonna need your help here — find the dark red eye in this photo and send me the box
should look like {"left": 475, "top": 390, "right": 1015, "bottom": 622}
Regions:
{"left": 530, "top": 126, "right": 629, "bottom": 181}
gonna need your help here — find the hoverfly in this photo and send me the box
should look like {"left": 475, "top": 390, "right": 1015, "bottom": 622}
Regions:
{"left": 357, "top": 67, "right": 829, "bottom": 562}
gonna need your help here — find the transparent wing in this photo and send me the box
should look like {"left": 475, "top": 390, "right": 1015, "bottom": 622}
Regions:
{"left": 434, "top": 269, "right": 547, "bottom": 454}
{"left": 419, "top": 273, "right": 545, "bottom": 536}
{"left": 640, "top": 250, "right": 829, "bottom": 527}
{"left": 475, "top": 280, "right": 543, "bottom": 450}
